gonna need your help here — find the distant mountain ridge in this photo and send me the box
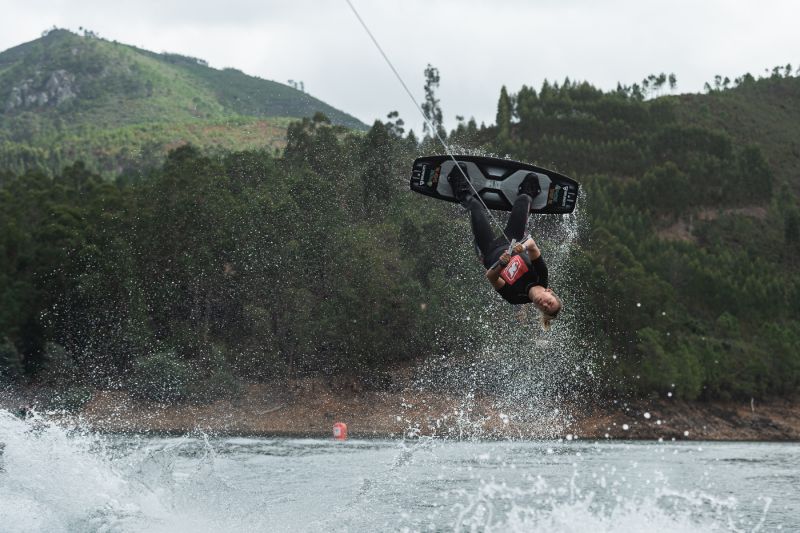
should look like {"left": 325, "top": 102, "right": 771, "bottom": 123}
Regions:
{"left": 0, "top": 29, "right": 367, "bottom": 176}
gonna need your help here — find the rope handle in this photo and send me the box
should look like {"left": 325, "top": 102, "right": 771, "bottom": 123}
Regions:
{"left": 489, "top": 235, "right": 532, "bottom": 270}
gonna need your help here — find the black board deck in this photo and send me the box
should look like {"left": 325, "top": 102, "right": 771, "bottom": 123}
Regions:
{"left": 409, "top": 155, "right": 579, "bottom": 214}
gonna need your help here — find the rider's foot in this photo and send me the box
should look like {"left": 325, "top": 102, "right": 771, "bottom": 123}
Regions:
{"left": 447, "top": 163, "right": 474, "bottom": 204}
{"left": 518, "top": 172, "right": 542, "bottom": 199}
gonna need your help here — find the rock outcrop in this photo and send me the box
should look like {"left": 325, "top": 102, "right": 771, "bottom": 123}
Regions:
{"left": 4, "top": 69, "right": 77, "bottom": 112}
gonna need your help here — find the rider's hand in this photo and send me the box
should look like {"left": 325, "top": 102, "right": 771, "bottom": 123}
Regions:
{"left": 512, "top": 243, "right": 525, "bottom": 254}
{"left": 499, "top": 252, "right": 511, "bottom": 266}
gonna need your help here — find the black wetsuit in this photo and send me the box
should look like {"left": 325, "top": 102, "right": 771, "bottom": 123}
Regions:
{"left": 467, "top": 194, "right": 549, "bottom": 305}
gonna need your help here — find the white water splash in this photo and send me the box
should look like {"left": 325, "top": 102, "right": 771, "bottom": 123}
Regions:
{"left": 1, "top": 414, "right": 790, "bottom": 532}
{"left": 410, "top": 168, "right": 599, "bottom": 438}
{"left": 0, "top": 410, "right": 266, "bottom": 532}
{"left": 452, "top": 480, "right": 749, "bottom": 533}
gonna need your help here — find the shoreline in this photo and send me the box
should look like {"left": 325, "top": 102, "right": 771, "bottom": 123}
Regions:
{"left": 5, "top": 381, "right": 796, "bottom": 442}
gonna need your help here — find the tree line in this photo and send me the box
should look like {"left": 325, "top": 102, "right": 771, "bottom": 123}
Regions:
{"left": 0, "top": 112, "right": 484, "bottom": 406}
{"left": 2, "top": 68, "right": 799, "bottom": 406}
{"left": 488, "top": 72, "right": 800, "bottom": 401}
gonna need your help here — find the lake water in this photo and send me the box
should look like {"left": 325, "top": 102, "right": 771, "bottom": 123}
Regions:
{"left": 0, "top": 410, "right": 797, "bottom": 532}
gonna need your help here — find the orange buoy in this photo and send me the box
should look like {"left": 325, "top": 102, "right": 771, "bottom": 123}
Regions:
{"left": 333, "top": 422, "right": 348, "bottom": 440}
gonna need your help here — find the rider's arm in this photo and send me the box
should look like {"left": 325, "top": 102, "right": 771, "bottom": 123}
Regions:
{"left": 523, "top": 238, "right": 549, "bottom": 287}
{"left": 531, "top": 254, "right": 549, "bottom": 288}
{"left": 485, "top": 256, "right": 508, "bottom": 290}
{"left": 525, "top": 238, "right": 542, "bottom": 261}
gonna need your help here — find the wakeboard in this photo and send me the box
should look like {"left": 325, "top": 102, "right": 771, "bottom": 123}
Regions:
{"left": 409, "top": 155, "right": 579, "bottom": 214}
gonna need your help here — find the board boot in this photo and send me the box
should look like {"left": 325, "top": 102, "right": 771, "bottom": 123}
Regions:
{"left": 447, "top": 163, "right": 474, "bottom": 205}
{"left": 518, "top": 172, "right": 541, "bottom": 199}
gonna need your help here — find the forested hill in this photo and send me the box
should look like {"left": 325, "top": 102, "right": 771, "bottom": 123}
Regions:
{"left": 480, "top": 69, "right": 800, "bottom": 401}
{"left": 0, "top": 29, "right": 366, "bottom": 176}
{"left": 1, "top": 61, "right": 798, "bottom": 408}
{"left": 674, "top": 74, "right": 800, "bottom": 193}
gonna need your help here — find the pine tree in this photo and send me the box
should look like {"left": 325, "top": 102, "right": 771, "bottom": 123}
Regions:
{"left": 496, "top": 85, "right": 512, "bottom": 138}
{"left": 668, "top": 73, "right": 677, "bottom": 91}
{"left": 421, "top": 64, "right": 446, "bottom": 140}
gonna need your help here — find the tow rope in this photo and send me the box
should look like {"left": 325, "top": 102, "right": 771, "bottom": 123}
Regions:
{"left": 344, "top": 0, "right": 514, "bottom": 244}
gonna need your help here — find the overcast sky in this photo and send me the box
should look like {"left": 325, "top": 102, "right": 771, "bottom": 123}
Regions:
{"left": 1, "top": 0, "right": 798, "bottom": 133}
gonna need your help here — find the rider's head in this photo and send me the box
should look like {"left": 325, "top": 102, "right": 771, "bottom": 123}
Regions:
{"left": 532, "top": 288, "right": 561, "bottom": 330}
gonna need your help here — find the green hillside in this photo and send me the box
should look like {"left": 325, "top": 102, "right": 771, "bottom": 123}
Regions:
{"left": 673, "top": 75, "right": 800, "bottom": 192}
{"left": 0, "top": 29, "right": 366, "bottom": 176}
{"left": 1, "top": 59, "right": 798, "bottom": 407}
{"left": 482, "top": 71, "right": 800, "bottom": 400}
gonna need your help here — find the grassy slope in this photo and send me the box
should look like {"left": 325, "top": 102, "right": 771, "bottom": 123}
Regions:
{"left": 0, "top": 30, "right": 366, "bottom": 176}
{"left": 156, "top": 56, "right": 367, "bottom": 131}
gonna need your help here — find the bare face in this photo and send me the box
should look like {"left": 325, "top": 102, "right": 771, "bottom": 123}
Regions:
{"left": 532, "top": 288, "right": 561, "bottom": 315}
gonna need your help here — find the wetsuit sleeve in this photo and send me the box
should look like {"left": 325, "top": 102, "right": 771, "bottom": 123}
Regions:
{"left": 531, "top": 256, "right": 548, "bottom": 288}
